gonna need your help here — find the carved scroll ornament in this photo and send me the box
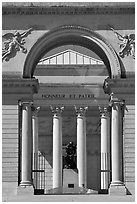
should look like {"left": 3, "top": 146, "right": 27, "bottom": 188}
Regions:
{"left": 110, "top": 26, "right": 135, "bottom": 59}
{"left": 2, "top": 28, "right": 33, "bottom": 62}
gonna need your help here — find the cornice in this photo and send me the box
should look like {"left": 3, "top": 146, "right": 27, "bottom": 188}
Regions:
{"left": 103, "top": 77, "right": 135, "bottom": 98}
{"left": 2, "top": 6, "right": 135, "bottom": 15}
{"left": 106, "top": 77, "right": 135, "bottom": 88}
{"left": 2, "top": 77, "right": 39, "bottom": 93}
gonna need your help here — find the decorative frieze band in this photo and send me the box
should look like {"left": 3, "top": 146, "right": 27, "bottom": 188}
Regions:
{"left": 2, "top": 78, "right": 39, "bottom": 94}
{"left": 2, "top": 6, "right": 135, "bottom": 15}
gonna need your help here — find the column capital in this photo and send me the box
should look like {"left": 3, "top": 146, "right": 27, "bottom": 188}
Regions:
{"left": 50, "top": 106, "right": 64, "bottom": 117}
{"left": 74, "top": 106, "right": 88, "bottom": 117}
{"left": 99, "top": 106, "right": 111, "bottom": 117}
{"left": 109, "top": 93, "right": 125, "bottom": 107}
{"left": 32, "top": 106, "right": 40, "bottom": 117}
{"left": 19, "top": 101, "right": 33, "bottom": 107}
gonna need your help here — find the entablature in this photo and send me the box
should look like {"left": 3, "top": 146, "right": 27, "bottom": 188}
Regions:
{"left": 103, "top": 77, "right": 135, "bottom": 104}
{"left": 105, "top": 77, "right": 135, "bottom": 89}
{"left": 2, "top": 77, "right": 39, "bottom": 94}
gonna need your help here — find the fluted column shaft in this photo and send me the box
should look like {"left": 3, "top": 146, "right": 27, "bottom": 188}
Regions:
{"left": 51, "top": 106, "right": 64, "bottom": 189}
{"left": 75, "top": 106, "right": 88, "bottom": 188}
{"left": 20, "top": 102, "right": 33, "bottom": 186}
{"left": 111, "top": 101, "right": 123, "bottom": 185}
{"left": 32, "top": 106, "right": 40, "bottom": 171}
{"left": 100, "top": 107, "right": 110, "bottom": 190}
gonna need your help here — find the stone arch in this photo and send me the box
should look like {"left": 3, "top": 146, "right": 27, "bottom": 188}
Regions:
{"left": 23, "top": 25, "right": 121, "bottom": 78}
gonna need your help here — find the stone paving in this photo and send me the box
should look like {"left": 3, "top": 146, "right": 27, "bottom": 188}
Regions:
{"left": 3, "top": 194, "right": 135, "bottom": 202}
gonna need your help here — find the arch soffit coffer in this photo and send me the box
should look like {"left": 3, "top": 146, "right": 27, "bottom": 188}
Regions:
{"left": 23, "top": 25, "right": 121, "bottom": 78}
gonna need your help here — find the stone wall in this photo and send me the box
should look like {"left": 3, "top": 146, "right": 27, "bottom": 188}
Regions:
{"left": 123, "top": 105, "right": 135, "bottom": 194}
{"left": 2, "top": 105, "right": 19, "bottom": 196}
{"left": 2, "top": 4, "right": 135, "bottom": 76}
{"left": 2, "top": 105, "right": 19, "bottom": 183}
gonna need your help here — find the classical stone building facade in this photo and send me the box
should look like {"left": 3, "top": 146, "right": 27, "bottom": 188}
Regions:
{"left": 2, "top": 2, "right": 135, "bottom": 200}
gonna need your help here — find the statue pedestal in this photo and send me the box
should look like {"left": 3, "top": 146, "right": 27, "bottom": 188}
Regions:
{"left": 63, "top": 169, "right": 79, "bottom": 194}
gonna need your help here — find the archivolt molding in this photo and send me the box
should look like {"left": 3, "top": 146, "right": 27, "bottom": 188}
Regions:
{"left": 23, "top": 25, "right": 121, "bottom": 78}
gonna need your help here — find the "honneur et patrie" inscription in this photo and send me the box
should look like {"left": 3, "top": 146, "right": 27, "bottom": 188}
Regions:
{"left": 42, "top": 94, "right": 94, "bottom": 99}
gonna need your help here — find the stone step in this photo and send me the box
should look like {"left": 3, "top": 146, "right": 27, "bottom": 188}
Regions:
{"left": 45, "top": 187, "right": 98, "bottom": 194}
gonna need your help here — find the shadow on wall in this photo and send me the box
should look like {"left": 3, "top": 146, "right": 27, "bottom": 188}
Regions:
{"left": 38, "top": 134, "right": 53, "bottom": 168}
{"left": 87, "top": 133, "right": 101, "bottom": 191}
{"left": 37, "top": 114, "right": 101, "bottom": 191}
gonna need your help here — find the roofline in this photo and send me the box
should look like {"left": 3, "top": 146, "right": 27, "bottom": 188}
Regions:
{"left": 2, "top": 2, "right": 135, "bottom": 7}
{"left": 39, "top": 49, "right": 103, "bottom": 63}
{"left": 2, "top": 2, "right": 135, "bottom": 15}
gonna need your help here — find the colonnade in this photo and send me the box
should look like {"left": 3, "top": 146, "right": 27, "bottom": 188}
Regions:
{"left": 50, "top": 106, "right": 88, "bottom": 189}
{"left": 19, "top": 97, "right": 126, "bottom": 194}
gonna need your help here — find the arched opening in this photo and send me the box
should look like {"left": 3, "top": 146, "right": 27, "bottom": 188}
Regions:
{"left": 34, "top": 44, "right": 108, "bottom": 82}
{"left": 33, "top": 44, "right": 106, "bottom": 192}
{"left": 23, "top": 25, "right": 123, "bottom": 193}
{"left": 23, "top": 25, "right": 122, "bottom": 78}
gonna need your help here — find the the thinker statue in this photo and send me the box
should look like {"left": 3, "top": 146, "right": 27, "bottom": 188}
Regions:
{"left": 65, "top": 142, "right": 76, "bottom": 169}
{"left": 2, "top": 28, "right": 33, "bottom": 61}
{"left": 110, "top": 26, "right": 135, "bottom": 59}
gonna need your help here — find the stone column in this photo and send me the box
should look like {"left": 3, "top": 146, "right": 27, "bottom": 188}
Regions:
{"left": 51, "top": 106, "right": 64, "bottom": 192}
{"left": 75, "top": 106, "right": 88, "bottom": 189}
{"left": 99, "top": 106, "right": 110, "bottom": 191}
{"left": 109, "top": 97, "right": 126, "bottom": 195}
{"left": 20, "top": 102, "right": 33, "bottom": 186}
{"left": 32, "top": 106, "right": 40, "bottom": 173}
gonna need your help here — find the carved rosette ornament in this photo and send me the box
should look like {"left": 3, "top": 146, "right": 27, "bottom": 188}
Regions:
{"left": 2, "top": 28, "right": 33, "bottom": 61}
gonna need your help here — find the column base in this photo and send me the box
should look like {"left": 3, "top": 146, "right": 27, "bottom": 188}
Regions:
{"left": 17, "top": 185, "right": 34, "bottom": 195}
{"left": 20, "top": 181, "right": 33, "bottom": 186}
{"left": 109, "top": 182, "right": 127, "bottom": 195}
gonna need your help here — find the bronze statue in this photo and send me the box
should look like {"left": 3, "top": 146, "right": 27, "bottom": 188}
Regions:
{"left": 64, "top": 142, "right": 76, "bottom": 169}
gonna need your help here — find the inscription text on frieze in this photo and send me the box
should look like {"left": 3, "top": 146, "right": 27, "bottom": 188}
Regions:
{"left": 42, "top": 94, "right": 94, "bottom": 99}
